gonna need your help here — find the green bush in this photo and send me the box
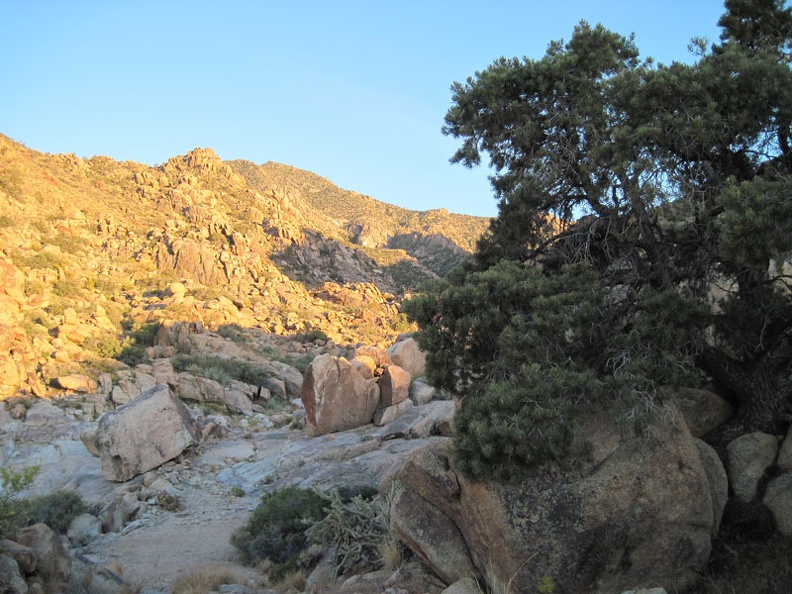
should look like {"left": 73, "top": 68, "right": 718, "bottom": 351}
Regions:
{"left": 171, "top": 354, "right": 272, "bottom": 386}
{"left": 231, "top": 487, "right": 327, "bottom": 577}
{"left": 404, "top": 260, "right": 703, "bottom": 481}
{"left": 117, "top": 321, "right": 160, "bottom": 365}
{"left": 0, "top": 465, "right": 39, "bottom": 537}
{"left": 19, "top": 489, "right": 87, "bottom": 534}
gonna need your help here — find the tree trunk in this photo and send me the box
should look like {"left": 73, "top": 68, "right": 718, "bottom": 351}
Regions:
{"left": 701, "top": 345, "right": 792, "bottom": 434}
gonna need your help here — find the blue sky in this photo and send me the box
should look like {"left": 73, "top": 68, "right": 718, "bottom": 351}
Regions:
{"left": 1, "top": 1, "right": 725, "bottom": 218}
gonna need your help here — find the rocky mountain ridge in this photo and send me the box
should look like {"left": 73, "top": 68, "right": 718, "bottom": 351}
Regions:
{"left": 0, "top": 133, "right": 490, "bottom": 399}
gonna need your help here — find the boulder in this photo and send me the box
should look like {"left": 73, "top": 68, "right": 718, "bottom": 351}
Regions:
{"left": 675, "top": 388, "right": 734, "bottom": 437}
{"left": 378, "top": 400, "right": 455, "bottom": 441}
{"left": 387, "top": 337, "right": 426, "bottom": 379}
{"left": 0, "top": 554, "right": 27, "bottom": 594}
{"left": 379, "top": 365, "right": 411, "bottom": 407}
{"left": 726, "top": 432, "right": 779, "bottom": 502}
{"left": 269, "top": 360, "right": 304, "bottom": 397}
{"left": 54, "top": 374, "right": 96, "bottom": 393}
{"left": 391, "top": 410, "right": 713, "bottom": 594}
{"left": 82, "top": 384, "right": 200, "bottom": 481}
{"left": 14, "top": 524, "right": 71, "bottom": 584}
{"left": 351, "top": 355, "right": 377, "bottom": 379}
{"left": 0, "top": 540, "right": 37, "bottom": 574}
{"left": 763, "top": 473, "right": 792, "bottom": 536}
{"left": 694, "top": 439, "right": 728, "bottom": 538}
{"left": 410, "top": 379, "right": 438, "bottom": 406}
{"left": 353, "top": 345, "right": 392, "bottom": 368}
{"left": 66, "top": 513, "right": 102, "bottom": 546}
{"left": 301, "top": 354, "right": 379, "bottom": 436}
{"left": 177, "top": 374, "right": 252, "bottom": 415}
{"left": 391, "top": 488, "right": 479, "bottom": 585}
{"left": 778, "top": 425, "right": 792, "bottom": 472}
{"left": 373, "top": 399, "right": 414, "bottom": 426}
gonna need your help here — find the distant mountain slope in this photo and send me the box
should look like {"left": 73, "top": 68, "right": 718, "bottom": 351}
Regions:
{"left": 0, "top": 133, "right": 490, "bottom": 397}
{"left": 229, "top": 159, "right": 491, "bottom": 275}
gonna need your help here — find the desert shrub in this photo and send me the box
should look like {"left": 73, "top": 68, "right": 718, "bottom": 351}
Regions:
{"left": 0, "top": 465, "right": 39, "bottom": 537}
{"left": 116, "top": 321, "right": 159, "bottom": 366}
{"left": 83, "top": 335, "right": 124, "bottom": 359}
{"left": 48, "top": 232, "right": 84, "bottom": 255}
{"left": 52, "top": 276, "right": 84, "bottom": 298}
{"left": 19, "top": 489, "right": 87, "bottom": 533}
{"left": 12, "top": 250, "right": 62, "bottom": 270}
{"left": 303, "top": 328, "right": 329, "bottom": 343}
{"left": 0, "top": 215, "right": 15, "bottom": 228}
{"left": 171, "top": 354, "right": 272, "bottom": 386}
{"left": 231, "top": 487, "right": 327, "bottom": 579}
{"left": 185, "top": 362, "right": 232, "bottom": 386}
{"left": 306, "top": 484, "right": 395, "bottom": 575}
{"left": 287, "top": 353, "right": 315, "bottom": 374}
{"left": 216, "top": 324, "right": 246, "bottom": 342}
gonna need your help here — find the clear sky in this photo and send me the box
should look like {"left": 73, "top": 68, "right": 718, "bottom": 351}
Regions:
{"left": 1, "top": 1, "right": 725, "bottom": 218}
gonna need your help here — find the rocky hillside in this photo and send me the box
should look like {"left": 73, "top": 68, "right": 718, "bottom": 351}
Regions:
{"left": 0, "top": 133, "right": 490, "bottom": 399}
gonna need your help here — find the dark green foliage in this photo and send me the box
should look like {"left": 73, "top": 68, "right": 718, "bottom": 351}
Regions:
{"left": 230, "top": 487, "right": 327, "bottom": 566}
{"left": 117, "top": 321, "right": 160, "bottom": 366}
{"left": 453, "top": 371, "right": 586, "bottom": 480}
{"left": 408, "top": 1, "right": 792, "bottom": 480}
{"left": 19, "top": 489, "right": 87, "bottom": 534}
{"left": 405, "top": 261, "right": 703, "bottom": 481}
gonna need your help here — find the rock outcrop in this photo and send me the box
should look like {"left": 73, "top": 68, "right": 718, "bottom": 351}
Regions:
{"left": 301, "top": 354, "right": 380, "bottom": 436}
{"left": 390, "top": 410, "right": 714, "bottom": 594}
{"left": 81, "top": 384, "right": 200, "bottom": 481}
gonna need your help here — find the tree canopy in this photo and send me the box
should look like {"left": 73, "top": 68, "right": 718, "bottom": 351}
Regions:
{"left": 404, "top": 0, "right": 792, "bottom": 481}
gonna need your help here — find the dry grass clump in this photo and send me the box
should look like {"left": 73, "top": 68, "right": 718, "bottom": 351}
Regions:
{"left": 379, "top": 538, "right": 403, "bottom": 572}
{"left": 170, "top": 563, "right": 247, "bottom": 594}
{"left": 276, "top": 568, "right": 307, "bottom": 593}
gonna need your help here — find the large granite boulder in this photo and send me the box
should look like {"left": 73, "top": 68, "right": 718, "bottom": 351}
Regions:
{"left": 14, "top": 523, "right": 71, "bottom": 584}
{"left": 81, "top": 384, "right": 200, "bottom": 481}
{"left": 726, "top": 432, "right": 779, "bottom": 502}
{"left": 386, "top": 337, "right": 427, "bottom": 379}
{"left": 301, "top": 354, "right": 379, "bottom": 436}
{"left": 379, "top": 365, "right": 411, "bottom": 408}
{"left": 390, "top": 410, "right": 713, "bottom": 594}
